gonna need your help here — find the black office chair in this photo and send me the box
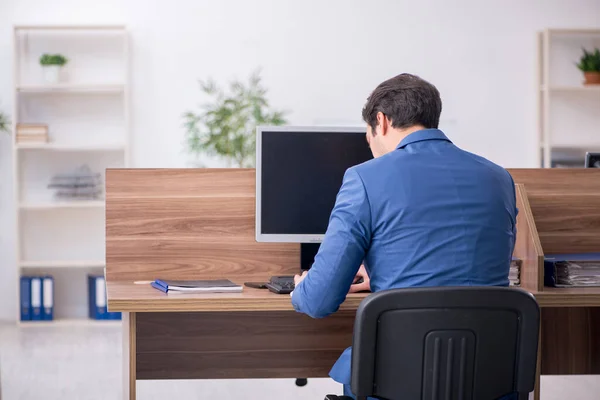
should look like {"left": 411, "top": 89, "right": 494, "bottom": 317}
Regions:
{"left": 326, "top": 286, "right": 540, "bottom": 400}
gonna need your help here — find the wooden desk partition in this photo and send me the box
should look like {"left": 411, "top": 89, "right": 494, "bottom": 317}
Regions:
{"left": 106, "top": 168, "right": 299, "bottom": 281}
{"left": 509, "top": 169, "right": 600, "bottom": 254}
{"left": 510, "top": 169, "right": 600, "bottom": 376}
{"left": 513, "top": 184, "right": 544, "bottom": 292}
{"left": 107, "top": 168, "right": 600, "bottom": 400}
{"left": 106, "top": 169, "right": 356, "bottom": 399}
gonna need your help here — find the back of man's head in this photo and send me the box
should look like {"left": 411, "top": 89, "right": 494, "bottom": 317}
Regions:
{"left": 362, "top": 73, "right": 442, "bottom": 132}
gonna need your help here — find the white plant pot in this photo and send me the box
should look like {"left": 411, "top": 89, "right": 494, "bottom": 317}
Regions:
{"left": 42, "top": 65, "right": 61, "bottom": 84}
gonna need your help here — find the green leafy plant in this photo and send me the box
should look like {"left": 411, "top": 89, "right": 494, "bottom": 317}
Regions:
{"left": 39, "top": 53, "right": 68, "bottom": 67}
{"left": 183, "top": 69, "right": 287, "bottom": 167}
{"left": 0, "top": 111, "right": 9, "bottom": 134}
{"left": 576, "top": 48, "right": 600, "bottom": 72}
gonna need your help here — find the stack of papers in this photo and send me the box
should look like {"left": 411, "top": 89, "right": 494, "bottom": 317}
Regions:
{"left": 509, "top": 259, "right": 521, "bottom": 287}
{"left": 48, "top": 165, "right": 103, "bottom": 200}
{"left": 151, "top": 279, "right": 243, "bottom": 294}
{"left": 555, "top": 261, "right": 600, "bottom": 287}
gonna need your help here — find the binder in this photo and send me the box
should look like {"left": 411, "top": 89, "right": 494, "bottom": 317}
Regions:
{"left": 544, "top": 253, "right": 600, "bottom": 287}
{"left": 20, "top": 276, "right": 31, "bottom": 321}
{"left": 106, "top": 310, "right": 122, "bottom": 320}
{"left": 42, "top": 276, "right": 54, "bottom": 320}
{"left": 88, "top": 275, "right": 107, "bottom": 320}
{"left": 30, "top": 277, "right": 43, "bottom": 321}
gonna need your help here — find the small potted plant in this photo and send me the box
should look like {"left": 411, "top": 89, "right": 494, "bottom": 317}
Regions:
{"left": 577, "top": 47, "right": 600, "bottom": 85}
{"left": 39, "top": 53, "right": 68, "bottom": 84}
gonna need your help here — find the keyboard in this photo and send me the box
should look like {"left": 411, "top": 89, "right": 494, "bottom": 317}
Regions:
{"left": 266, "top": 276, "right": 295, "bottom": 294}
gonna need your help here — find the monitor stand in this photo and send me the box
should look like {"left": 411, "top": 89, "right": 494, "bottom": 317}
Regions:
{"left": 300, "top": 243, "right": 321, "bottom": 271}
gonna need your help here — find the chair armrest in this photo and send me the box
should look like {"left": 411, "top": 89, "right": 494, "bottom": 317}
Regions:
{"left": 324, "top": 395, "right": 354, "bottom": 400}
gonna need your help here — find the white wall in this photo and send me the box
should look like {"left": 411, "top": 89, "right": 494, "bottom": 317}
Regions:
{"left": 0, "top": 0, "right": 599, "bottom": 321}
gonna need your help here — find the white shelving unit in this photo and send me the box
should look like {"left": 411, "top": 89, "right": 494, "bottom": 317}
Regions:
{"left": 12, "top": 25, "right": 129, "bottom": 324}
{"left": 538, "top": 28, "right": 600, "bottom": 167}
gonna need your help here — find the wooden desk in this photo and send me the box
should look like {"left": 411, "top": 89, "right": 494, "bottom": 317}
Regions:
{"left": 106, "top": 168, "right": 600, "bottom": 400}
{"left": 108, "top": 280, "right": 366, "bottom": 312}
{"left": 108, "top": 281, "right": 600, "bottom": 312}
{"left": 109, "top": 280, "right": 600, "bottom": 399}
{"left": 110, "top": 280, "right": 359, "bottom": 399}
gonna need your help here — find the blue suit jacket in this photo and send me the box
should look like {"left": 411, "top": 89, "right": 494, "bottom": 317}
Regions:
{"left": 291, "top": 129, "right": 518, "bottom": 385}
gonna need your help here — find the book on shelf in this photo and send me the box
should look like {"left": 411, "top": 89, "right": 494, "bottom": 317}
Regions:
{"left": 16, "top": 123, "right": 48, "bottom": 135}
{"left": 16, "top": 123, "right": 49, "bottom": 144}
{"left": 16, "top": 134, "right": 49, "bottom": 143}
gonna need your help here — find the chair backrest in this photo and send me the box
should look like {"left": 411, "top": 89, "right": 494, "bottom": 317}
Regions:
{"left": 351, "top": 287, "right": 540, "bottom": 400}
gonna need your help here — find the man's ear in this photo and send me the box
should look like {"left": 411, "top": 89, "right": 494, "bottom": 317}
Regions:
{"left": 377, "top": 112, "right": 391, "bottom": 136}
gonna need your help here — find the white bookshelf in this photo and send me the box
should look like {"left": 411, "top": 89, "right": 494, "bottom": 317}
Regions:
{"left": 12, "top": 25, "right": 129, "bottom": 323}
{"left": 542, "top": 85, "right": 600, "bottom": 93}
{"left": 538, "top": 28, "right": 600, "bottom": 167}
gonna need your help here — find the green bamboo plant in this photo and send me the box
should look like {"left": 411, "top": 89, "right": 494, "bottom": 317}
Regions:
{"left": 183, "top": 69, "right": 287, "bottom": 167}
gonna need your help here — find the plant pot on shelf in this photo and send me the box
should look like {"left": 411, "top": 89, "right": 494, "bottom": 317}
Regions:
{"left": 42, "top": 65, "right": 62, "bottom": 84}
{"left": 583, "top": 72, "right": 600, "bottom": 85}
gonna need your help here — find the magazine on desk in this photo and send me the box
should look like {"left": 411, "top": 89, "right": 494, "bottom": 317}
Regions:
{"left": 151, "top": 279, "right": 243, "bottom": 294}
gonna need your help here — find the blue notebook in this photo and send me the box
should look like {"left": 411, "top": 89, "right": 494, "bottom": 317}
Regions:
{"left": 152, "top": 279, "right": 242, "bottom": 294}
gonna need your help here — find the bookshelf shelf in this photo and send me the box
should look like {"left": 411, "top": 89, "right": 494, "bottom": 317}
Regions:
{"left": 17, "top": 83, "right": 125, "bottom": 94}
{"left": 541, "top": 85, "right": 600, "bottom": 92}
{"left": 19, "top": 318, "right": 121, "bottom": 327}
{"left": 19, "top": 201, "right": 105, "bottom": 210}
{"left": 19, "top": 260, "right": 106, "bottom": 268}
{"left": 15, "top": 25, "right": 126, "bottom": 31}
{"left": 13, "top": 25, "right": 129, "bottom": 323}
{"left": 16, "top": 143, "right": 126, "bottom": 151}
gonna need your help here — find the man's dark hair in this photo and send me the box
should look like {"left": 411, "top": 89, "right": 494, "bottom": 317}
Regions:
{"left": 362, "top": 73, "right": 442, "bottom": 132}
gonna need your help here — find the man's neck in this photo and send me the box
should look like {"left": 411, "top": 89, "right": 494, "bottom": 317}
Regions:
{"left": 390, "top": 125, "right": 427, "bottom": 150}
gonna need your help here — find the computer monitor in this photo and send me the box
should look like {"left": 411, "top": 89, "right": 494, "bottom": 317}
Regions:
{"left": 585, "top": 152, "right": 600, "bottom": 168}
{"left": 256, "top": 126, "right": 373, "bottom": 243}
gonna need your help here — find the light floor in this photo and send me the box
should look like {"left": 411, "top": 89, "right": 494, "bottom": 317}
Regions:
{"left": 0, "top": 322, "right": 598, "bottom": 400}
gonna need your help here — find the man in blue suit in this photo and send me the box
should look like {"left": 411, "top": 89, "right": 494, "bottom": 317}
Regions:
{"left": 291, "top": 73, "right": 518, "bottom": 399}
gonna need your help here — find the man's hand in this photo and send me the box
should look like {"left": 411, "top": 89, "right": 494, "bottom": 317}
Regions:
{"left": 294, "top": 270, "right": 308, "bottom": 287}
{"left": 349, "top": 264, "right": 371, "bottom": 293}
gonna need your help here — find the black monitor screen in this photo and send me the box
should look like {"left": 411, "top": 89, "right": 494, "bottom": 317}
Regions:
{"left": 585, "top": 152, "right": 600, "bottom": 168}
{"left": 260, "top": 130, "right": 373, "bottom": 235}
